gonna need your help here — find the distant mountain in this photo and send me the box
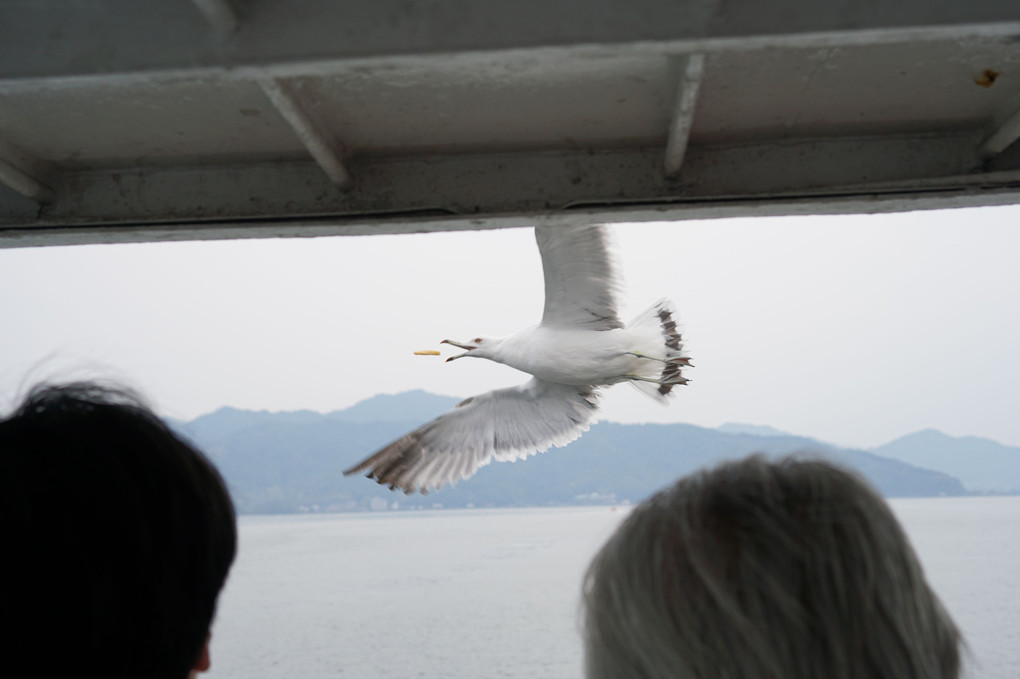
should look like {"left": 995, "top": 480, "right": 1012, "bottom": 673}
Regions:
{"left": 177, "top": 391, "right": 968, "bottom": 514}
{"left": 176, "top": 392, "right": 459, "bottom": 445}
{"left": 716, "top": 423, "right": 791, "bottom": 438}
{"left": 873, "top": 429, "right": 1020, "bottom": 493}
{"left": 326, "top": 390, "right": 460, "bottom": 423}
{"left": 181, "top": 406, "right": 326, "bottom": 445}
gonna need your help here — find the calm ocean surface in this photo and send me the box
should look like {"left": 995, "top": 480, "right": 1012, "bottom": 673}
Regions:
{"left": 206, "top": 497, "right": 1019, "bottom": 679}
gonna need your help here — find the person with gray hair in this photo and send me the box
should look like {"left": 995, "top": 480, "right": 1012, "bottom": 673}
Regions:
{"left": 582, "top": 455, "right": 963, "bottom": 679}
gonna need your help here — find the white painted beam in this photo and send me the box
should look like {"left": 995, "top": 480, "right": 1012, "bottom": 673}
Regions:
{"left": 257, "top": 78, "right": 353, "bottom": 190}
{"left": 0, "top": 142, "right": 53, "bottom": 203}
{"left": 190, "top": 0, "right": 239, "bottom": 35}
{"left": 0, "top": 129, "right": 986, "bottom": 228}
{"left": 664, "top": 53, "right": 705, "bottom": 178}
{"left": 3, "top": 23, "right": 1019, "bottom": 95}
{"left": 980, "top": 104, "right": 1020, "bottom": 158}
{"left": 5, "top": 185, "right": 1020, "bottom": 250}
{"left": 3, "top": 1, "right": 1020, "bottom": 83}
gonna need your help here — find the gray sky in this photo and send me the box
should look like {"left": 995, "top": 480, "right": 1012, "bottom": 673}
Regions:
{"left": 1, "top": 205, "right": 1018, "bottom": 450}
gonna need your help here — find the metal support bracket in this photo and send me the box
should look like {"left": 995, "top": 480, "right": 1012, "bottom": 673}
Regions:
{"left": 190, "top": 0, "right": 239, "bottom": 35}
{"left": 664, "top": 54, "right": 705, "bottom": 179}
{"left": 0, "top": 140, "right": 53, "bottom": 203}
{"left": 258, "top": 78, "right": 354, "bottom": 190}
{"left": 980, "top": 102, "right": 1020, "bottom": 159}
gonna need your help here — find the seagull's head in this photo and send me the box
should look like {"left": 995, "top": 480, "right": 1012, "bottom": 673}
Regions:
{"left": 441, "top": 336, "right": 502, "bottom": 362}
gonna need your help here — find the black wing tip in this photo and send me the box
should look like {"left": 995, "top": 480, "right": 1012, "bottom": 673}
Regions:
{"left": 655, "top": 301, "right": 691, "bottom": 394}
{"left": 357, "top": 469, "right": 428, "bottom": 495}
{"left": 343, "top": 415, "right": 461, "bottom": 495}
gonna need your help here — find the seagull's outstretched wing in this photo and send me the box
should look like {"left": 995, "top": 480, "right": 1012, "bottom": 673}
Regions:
{"left": 537, "top": 224, "right": 623, "bottom": 330}
{"left": 343, "top": 379, "right": 600, "bottom": 494}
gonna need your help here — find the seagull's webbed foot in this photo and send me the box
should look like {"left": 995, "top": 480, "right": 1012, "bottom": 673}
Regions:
{"left": 624, "top": 351, "right": 660, "bottom": 362}
{"left": 624, "top": 374, "right": 691, "bottom": 386}
{"left": 624, "top": 351, "right": 693, "bottom": 367}
{"left": 623, "top": 375, "right": 659, "bottom": 384}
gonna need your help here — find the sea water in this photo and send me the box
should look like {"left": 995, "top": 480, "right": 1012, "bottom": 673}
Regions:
{"left": 206, "top": 497, "right": 1020, "bottom": 679}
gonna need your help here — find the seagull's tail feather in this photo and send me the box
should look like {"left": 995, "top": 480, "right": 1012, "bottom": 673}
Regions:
{"left": 625, "top": 298, "right": 691, "bottom": 404}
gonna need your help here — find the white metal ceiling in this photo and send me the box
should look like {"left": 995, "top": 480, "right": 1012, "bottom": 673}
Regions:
{"left": 1, "top": 0, "right": 1019, "bottom": 247}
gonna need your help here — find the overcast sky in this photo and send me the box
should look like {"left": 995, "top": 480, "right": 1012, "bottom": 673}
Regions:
{"left": 1, "top": 205, "right": 1018, "bottom": 450}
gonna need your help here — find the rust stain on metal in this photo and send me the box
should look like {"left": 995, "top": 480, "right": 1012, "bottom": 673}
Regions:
{"left": 974, "top": 69, "right": 999, "bottom": 88}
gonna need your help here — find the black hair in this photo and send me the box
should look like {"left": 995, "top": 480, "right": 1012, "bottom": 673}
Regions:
{"left": 0, "top": 382, "right": 237, "bottom": 679}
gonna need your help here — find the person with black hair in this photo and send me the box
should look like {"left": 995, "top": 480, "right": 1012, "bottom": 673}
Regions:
{"left": 0, "top": 381, "right": 237, "bottom": 679}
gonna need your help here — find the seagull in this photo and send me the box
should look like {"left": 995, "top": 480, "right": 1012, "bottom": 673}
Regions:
{"left": 343, "top": 224, "right": 690, "bottom": 494}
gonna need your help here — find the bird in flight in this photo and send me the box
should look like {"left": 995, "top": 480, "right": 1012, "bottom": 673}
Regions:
{"left": 343, "top": 224, "right": 690, "bottom": 493}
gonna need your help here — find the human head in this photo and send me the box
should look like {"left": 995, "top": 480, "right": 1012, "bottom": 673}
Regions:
{"left": 0, "top": 381, "right": 237, "bottom": 679}
{"left": 582, "top": 455, "right": 962, "bottom": 679}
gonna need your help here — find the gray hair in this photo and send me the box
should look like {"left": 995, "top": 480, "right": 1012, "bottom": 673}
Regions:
{"left": 582, "top": 455, "right": 962, "bottom": 679}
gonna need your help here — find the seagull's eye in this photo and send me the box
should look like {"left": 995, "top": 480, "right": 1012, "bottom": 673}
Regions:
{"left": 473, "top": 338, "right": 484, "bottom": 344}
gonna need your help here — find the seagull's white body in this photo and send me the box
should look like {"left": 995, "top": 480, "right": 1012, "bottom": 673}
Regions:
{"left": 485, "top": 325, "right": 671, "bottom": 386}
{"left": 344, "top": 224, "right": 690, "bottom": 494}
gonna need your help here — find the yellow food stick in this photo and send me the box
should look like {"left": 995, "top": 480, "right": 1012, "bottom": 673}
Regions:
{"left": 414, "top": 350, "right": 441, "bottom": 356}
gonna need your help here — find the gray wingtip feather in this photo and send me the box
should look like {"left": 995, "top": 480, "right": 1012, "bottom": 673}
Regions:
{"left": 345, "top": 382, "right": 603, "bottom": 494}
